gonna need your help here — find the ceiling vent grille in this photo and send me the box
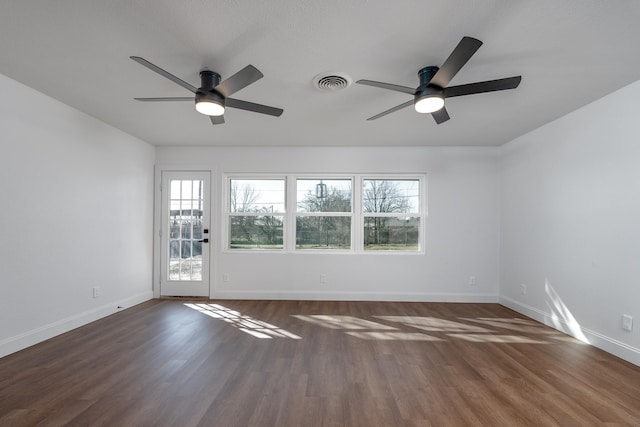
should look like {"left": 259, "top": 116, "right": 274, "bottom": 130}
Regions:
{"left": 312, "top": 72, "right": 352, "bottom": 91}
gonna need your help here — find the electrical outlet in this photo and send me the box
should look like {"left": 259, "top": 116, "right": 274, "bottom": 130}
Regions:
{"left": 92, "top": 286, "right": 101, "bottom": 298}
{"left": 223, "top": 273, "right": 230, "bottom": 282}
{"left": 622, "top": 315, "right": 633, "bottom": 332}
{"left": 469, "top": 276, "right": 476, "bottom": 286}
{"left": 520, "top": 284, "right": 527, "bottom": 295}
{"left": 320, "top": 274, "right": 327, "bottom": 284}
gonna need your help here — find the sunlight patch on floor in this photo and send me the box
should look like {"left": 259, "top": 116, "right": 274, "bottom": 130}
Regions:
{"left": 374, "top": 316, "right": 491, "bottom": 333}
{"left": 292, "top": 314, "right": 560, "bottom": 344}
{"left": 548, "top": 334, "right": 588, "bottom": 344}
{"left": 545, "top": 279, "right": 590, "bottom": 344}
{"left": 292, "top": 315, "right": 397, "bottom": 330}
{"left": 185, "top": 303, "right": 301, "bottom": 339}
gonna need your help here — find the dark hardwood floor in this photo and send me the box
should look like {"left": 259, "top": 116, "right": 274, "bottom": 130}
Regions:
{"left": 1, "top": 300, "right": 640, "bottom": 426}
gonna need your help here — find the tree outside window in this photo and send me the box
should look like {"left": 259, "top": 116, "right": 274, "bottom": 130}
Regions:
{"left": 363, "top": 179, "right": 420, "bottom": 251}
{"left": 228, "top": 179, "right": 285, "bottom": 250}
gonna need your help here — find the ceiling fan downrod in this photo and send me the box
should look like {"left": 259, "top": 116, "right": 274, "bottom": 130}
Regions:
{"left": 418, "top": 66, "right": 439, "bottom": 88}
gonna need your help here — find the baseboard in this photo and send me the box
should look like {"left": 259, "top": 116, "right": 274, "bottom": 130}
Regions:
{"left": 499, "top": 296, "right": 640, "bottom": 367}
{"left": 0, "top": 291, "right": 153, "bottom": 359}
{"left": 213, "top": 290, "right": 500, "bottom": 303}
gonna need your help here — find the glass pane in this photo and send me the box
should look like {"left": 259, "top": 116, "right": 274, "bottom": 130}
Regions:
{"left": 180, "top": 259, "right": 192, "bottom": 280}
{"left": 181, "top": 180, "right": 193, "bottom": 200}
{"left": 296, "top": 179, "right": 352, "bottom": 213}
{"left": 169, "top": 220, "right": 180, "bottom": 238}
{"left": 229, "top": 215, "right": 284, "bottom": 249}
{"left": 192, "top": 241, "right": 202, "bottom": 258}
{"left": 181, "top": 240, "right": 192, "bottom": 258}
{"left": 169, "top": 240, "right": 180, "bottom": 280}
{"left": 181, "top": 198, "right": 193, "bottom": 212}
{"left": 190, "top": 260, "right": 202, "bottom": 281}
{"left": 178, "top": 221, "right": 190, "bottom": 239}
{"left": 363, "top": 179, "right": 420, "bottom": 213}
{"left": 229, "top": 179, "right": 285, "bottom": 213}
{"left": 169, "top": 240, "right": 180, "bottom": 258}
{"left": 364, "top": 216, "right": 419, "bottom": 251}
{"left": 169, "top": 263, "right": 180, "bottom": 280}
{"left": 170, "top": 180, "right": 181, "bottom": 198}
{"left": 296, "top": 216, "right": 351, "bottom": 250}
{"left": 193, "top": 222, "right": 203, "bottom": 240}
{"left": 167, "top": 179, "right": 205, "bottom": 281}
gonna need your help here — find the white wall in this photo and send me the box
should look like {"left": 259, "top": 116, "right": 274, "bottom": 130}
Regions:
{"left": 0, "top": 74, "right": 155, "bottom": 358}
{"left": 500, "top": 80, "right": 640, "bottom": 365}
{"left": 156, "top": 145, "right": 501, "bottom": 302}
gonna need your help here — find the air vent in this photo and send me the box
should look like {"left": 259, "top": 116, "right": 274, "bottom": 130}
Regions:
{"left": 312, "top": 72, "right": 352, "bottom": 91}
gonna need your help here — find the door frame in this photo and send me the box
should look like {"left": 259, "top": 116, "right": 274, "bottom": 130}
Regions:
{"left": 153, "top": 165, "right": 216, "bottom": 299}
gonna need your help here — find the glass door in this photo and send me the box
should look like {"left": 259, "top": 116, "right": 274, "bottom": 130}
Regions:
{"left": 160, "top": 171, "right": 211, "bottom": 296}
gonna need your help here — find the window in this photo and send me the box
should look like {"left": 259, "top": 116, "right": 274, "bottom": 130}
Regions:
{"left": 363, "top": 179, "right": 421, "bottom": 251}
{"left": 227, "top": 178, "right": 285, "bottom": 250}
{"left": 296, "top": 179, "right": 352, "bottom": 250}
{"left": 168, "top": 179, "right": 204, "bottom": 279}
{"left": 225, "top": 175, "right": 424, "bottom": 253}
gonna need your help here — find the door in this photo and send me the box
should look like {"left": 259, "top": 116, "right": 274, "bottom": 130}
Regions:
{"left": 160, "top": 171, "right": 211, "bottom": 296}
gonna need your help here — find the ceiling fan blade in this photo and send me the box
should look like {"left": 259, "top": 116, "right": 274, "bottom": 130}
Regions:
{"left": 215, "top": 65, "right": 263, "bottom": 98}
{"left": 430, "top": 37, "right": 483, "bottom": 88}
{"left": 210, "top": 115, "right": 225, "bottom": 125}
{"left": 133, "top": 97, "right": 193, "bottom": 102}
{"left": 444, "top": 76, "right": 522, "bottom": 98}
{"left": 226, "top": 98, "right": 283, "bottom": 117}
{"left": 366, "top": 100, "right": 414, "bottom": 121}
{"left": 356, "top": 80, "right": 416, "bottom": 95}
{"left": 432, "top": 107, "right": 450, "bottom": 124}
{"left": 130, "top": 56, "right": 198, "bottom": 94}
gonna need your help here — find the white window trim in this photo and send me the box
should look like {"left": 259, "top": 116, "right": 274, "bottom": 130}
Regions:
{"left": 222, "top": 173, "right": 426, "bottom": 254}
{"left": 223, "top": 174, "right": 287, "bottom": 252}
{"left": 293, "top": 175, "right": 355, "bottom": 252}
{"left": 361, "top": 175, "right": 425, "bottom": 254}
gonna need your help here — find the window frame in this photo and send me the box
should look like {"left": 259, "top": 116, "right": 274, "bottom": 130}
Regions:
{"left": 223, "top": 174, "right": 426, "bottom": 254}
{"left": 360, "top": 176, "right": 425, "bottom": 253}
{"left": 294, "top": 176, "right": 354, "bottom": 252}
{"left": 224, "top": 175, "right": 287, "bottom": 252}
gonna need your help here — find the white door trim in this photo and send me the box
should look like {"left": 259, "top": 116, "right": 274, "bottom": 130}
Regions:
{"left": 153, "top": 165, "right": 215, "bottom": 298}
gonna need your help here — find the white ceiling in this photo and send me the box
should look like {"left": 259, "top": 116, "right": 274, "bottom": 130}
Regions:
{"left": 1, "top": 1, "right": 639, "bottom": 147}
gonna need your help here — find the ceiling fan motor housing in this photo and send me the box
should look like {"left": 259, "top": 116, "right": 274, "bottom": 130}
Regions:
{"left": 195, "top": 90, "right": 225, "bottom": 105}
{"left": 200, "top": 70, "right": 221, "bottom": 91}
{"left": 418, "top": 66, "right": 440, "bottom": 88}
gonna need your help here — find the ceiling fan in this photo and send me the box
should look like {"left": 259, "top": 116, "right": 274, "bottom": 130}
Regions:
{"left": 356, "top": 37, "right": 521, "bottom": 124}
{"left": 130, "top": 56, "right": 283, "bottom": 125}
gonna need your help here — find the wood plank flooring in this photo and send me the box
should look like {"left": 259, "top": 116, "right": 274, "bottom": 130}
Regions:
{"left": 1, "top": 300, "right": 640, "bottom": 426}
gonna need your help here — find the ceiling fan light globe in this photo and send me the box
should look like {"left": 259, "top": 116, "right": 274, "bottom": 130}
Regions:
{"left": 195, "top": 91, "right": 225, "bottom": 116}
{"left": 414, "top": 95, "right": 445, "bottom": 114}
{"left": 195, "top": 101, "right": 225, "bottom": 116}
